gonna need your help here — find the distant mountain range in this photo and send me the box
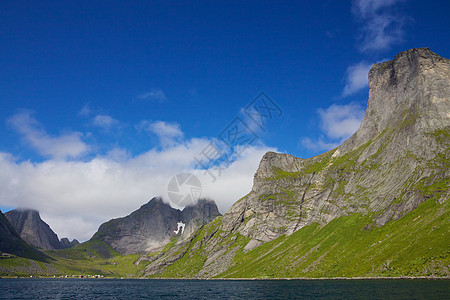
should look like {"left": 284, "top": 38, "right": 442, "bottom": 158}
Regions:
{"left": 0, "top": 48, "right": 448, "bottom": 278}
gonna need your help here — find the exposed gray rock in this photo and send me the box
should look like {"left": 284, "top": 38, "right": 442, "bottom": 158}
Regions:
{"left": 0, "top": 210, "right": 26, "bottom": 254}
{"left": 91, "top": 197, "right": 221, "bottom": 255}
{"left": 180, "top": 198, "right": 221, "bottom": 240}
{"left": 0, "top": 210, "right": 48, "bottom": 260}
{"left": 5, "top": 208, "right": 63, "bottom": 250}
{"left": 219, "top": 47, "right": 449, "bottom": 247}
{"left": 59, "top": 238, "right": 80, "bottom": 249}
{"left": 340, "top": 47, "right": 449, "bottom": 154}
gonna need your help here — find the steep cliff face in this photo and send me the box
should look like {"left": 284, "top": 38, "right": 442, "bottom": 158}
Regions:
{"left": 143, "top": 48, "right": 449, "bottom": 278}
{"left": 220, "top": 47, "right": 449, "bottom": 245}
{"left": 0, "top": 210, "right": 27, "bottom": 254}
{"left": 91, "top": 197, "right": 221, "bottom": 255}
{"left": 180, "top": 198, "right": 221, "bottom": 239}
{"left": 5, "top": 209, "right": 64, "bottom": 250}
{"left": 0, "top": 210, "right": 48, "bottom": 261}
{"left": 341, "top": 48, "right": 449, "bottom": 152}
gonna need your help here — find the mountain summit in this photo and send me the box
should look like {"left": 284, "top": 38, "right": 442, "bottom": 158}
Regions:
{"left": 91, "top": 197, "right": 221, "bottom": 255}
{"left": 0, "top": 210, "right": 49, "bottom": 261}
{"left": 5, "top": 209, "right": 61, "bottom": 250}
{"left": 4, "top": 208, "right": 78, "bottom": 250}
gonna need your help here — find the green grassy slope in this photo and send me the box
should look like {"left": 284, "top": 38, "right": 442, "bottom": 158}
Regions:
{"left": 218, "top": 198, "right": 449, "bottom": 278}
{"left": 0, "top": 240, "right": 147, "bottom": 277}
{"left": 1, "top": 197, "right": 447, "bottom": 278}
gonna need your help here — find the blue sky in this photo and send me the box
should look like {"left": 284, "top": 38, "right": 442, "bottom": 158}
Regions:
{"left": 1, "top": 0, "right": 449, "bottom": 240}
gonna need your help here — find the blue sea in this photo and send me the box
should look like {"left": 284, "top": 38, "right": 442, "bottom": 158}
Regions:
{"left": 0, "top": 278, "right": 448, "bottom": 299}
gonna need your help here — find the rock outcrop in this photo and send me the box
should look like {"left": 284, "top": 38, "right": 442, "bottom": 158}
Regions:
{"left": 143, "top": 48, "right": 449, "bottom": 277}
{"left": 91, "top": 197, "right": 221, "bottom": 255}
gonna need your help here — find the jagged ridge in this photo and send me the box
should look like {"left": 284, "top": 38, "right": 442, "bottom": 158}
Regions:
{"left": 91, "top": 197, "right": 221, "bottom": 255}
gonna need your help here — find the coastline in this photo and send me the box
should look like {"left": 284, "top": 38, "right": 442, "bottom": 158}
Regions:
{"left": 1, "top": 276, "right": 449, "bottom": 280}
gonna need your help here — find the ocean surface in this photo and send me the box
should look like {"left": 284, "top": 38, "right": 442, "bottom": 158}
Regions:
{"left": 0, "top": 278, "right": 448, "bottom": 299}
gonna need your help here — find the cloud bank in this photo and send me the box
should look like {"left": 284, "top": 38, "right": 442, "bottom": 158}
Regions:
{"left": 1, "top": 112, "right": 274, "bottom": 241}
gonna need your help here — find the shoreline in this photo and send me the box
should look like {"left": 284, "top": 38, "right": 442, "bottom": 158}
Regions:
{"left": 1, "top": 276, "right": 449, "bottom": 280}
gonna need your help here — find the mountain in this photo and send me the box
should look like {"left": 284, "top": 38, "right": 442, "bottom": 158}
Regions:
{"left": 141, "top": 48, "right": 449, "bottom": 278}
{"left": 218, "top": 47, "right": 449, "bottom": 243}
{"left": 4, "top": 208, "right": 76, "bottom": 250}
{"left": 0, "top": 48, "right": 447, "bottom": 278}
{"left": 0, "top": 210, "right": 49, "bottom": 261}
{"left": 59, "top": 238, "right": 80, "bottom": 249}
{"left": 91, "top": 197, "right": 221, "bottom": 255}
{"left": 0, "top": 210, "right": 30, "bottom": 256}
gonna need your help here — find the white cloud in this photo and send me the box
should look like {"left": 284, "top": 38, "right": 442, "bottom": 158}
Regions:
{"left": 7, "top": 111, "right": 89, "bottom": 159}
{"left": 300, "top": 137, "right": 339, "bottom": 152}
{"left": 318, "top": 103, "right": 365, "bottom": 140}
{"left": 137, "top": 120, "right": 184, "bottom": 148}
{"left": 342, "top": 61, "right": 373, "bottom": 97}
{"left": 78, "top": 104, "right": 92, "bottom": 117}
{"left": 138, "top": 89, "right": 168, "bottom": 102}
{"left": 353, "top": 0, "right": 402, "bottom": 18}
{"left": 198, "top": 146, "right": 273, "bottom": 212}
{"left": 105, "top": 147, "right": 130, "bottom": 162}
{"left": 352, "top": 0, "right": 407, "bottom": 52}
{"left": 92, "top": 114, "right": 121, "bottom": 130}
{"left": 1, "top": 119, "right": 274, "bottom": 241}
{"left": 300, "top": 103, "right": 365, "bottom": 152}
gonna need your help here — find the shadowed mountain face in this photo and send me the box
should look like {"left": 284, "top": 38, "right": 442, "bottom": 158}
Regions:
{"left": 0, "top": 211, "right": 49, "bottom": 261}
{"left": 4, "top": 208, "right": 76, "bottom": 250}
{"left": 91, "top": 197, "right": 221, "bottom": 255}
{"left": 141, "top": 48, "right": 449, "bottom": 277}
{"left": 0, "top": 210, "right": 28, "bottom": 254}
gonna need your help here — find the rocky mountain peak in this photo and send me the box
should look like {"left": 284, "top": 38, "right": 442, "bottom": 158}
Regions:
{"left": 339, "top": 47, "right": 449, "bottom": 154}
{"left": 217, "top": 47, "right": 449, "bottom": 251}
{"left": 5, "top": 208, "right": 63, "bottom": 250}
{"left": 91, "top": 197, "right": 221, "bottom": 255}
{"left": 180, "top": 198, "right": 221, "bottom": 238}
{"left": 59, "top": 237, "right": 80, "bottom": 248}
{"left": 0, "top": 210, "right": 49, "bottom": 261}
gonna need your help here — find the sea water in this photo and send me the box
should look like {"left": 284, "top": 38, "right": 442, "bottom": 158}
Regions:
{"left": 0, "top": 278, "right": 448, "bottom": 299}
